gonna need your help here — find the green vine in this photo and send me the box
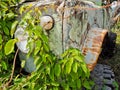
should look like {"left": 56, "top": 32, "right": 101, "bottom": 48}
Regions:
{"left": 0, "top": 0, "right": 19, "bottom": 86}
{"left": 0, "top": 1, "right": 94, "bottom": 90}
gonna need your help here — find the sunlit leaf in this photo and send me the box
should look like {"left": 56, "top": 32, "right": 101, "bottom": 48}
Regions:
{"left": 36, "top": 61, "right": 42, "bottom": 71}
{"left": 7, "top": 12, "right": 15, "bottom": 19}
{"left": 65, "top": 58, "right": 73, "bottom": 74}
{"left": 72, "top": 62, "right": 78, "bottom": 73}
{"left": 12, "top": 0, "right": 17, "bottom": 4}
{"left": 11, "top": 21, "right": 18, "bottom": 37}
{"left": 45, "top": 54, "right": 53, "bottom": 64}
{"left": 46, "top": 65, "right": 50, "bottom": 75}
{"left": 42, "top": 55, "right": 46, "bottom": 63}
{"left": 51, "top": 82, "right": 59, "bottom": 87}
{"left": 41, "top": 34, "right": 48, "bottom": 43}
{"left": 19, "top": 5, "right": 24, "bottom": 15}
{"left": 4, "top": 39, "right": 17, "bottom": 55}
{"left": 34, "top": 40, "right": 41, "bottom": 55}
{"left": 74, "top": 56, "right": 84, "bottom": 62}
{"left": 43, "top": 43, "right": 49, "bottom": 52}
{"left": 61, "top": 50, "right": 69, "bottom": 58}
{"left": 34, "top": 47, "right": 40, "bottom": 56}
{"left": 24, "top": 13, "right": 32, "bottom": 20}
{"left": 1, "top": 2, "right": 7, "bottom": 9}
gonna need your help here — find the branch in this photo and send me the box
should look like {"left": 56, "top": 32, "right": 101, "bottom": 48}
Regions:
{"left": 5, "top": 49, "right": 19, "bottom": 87}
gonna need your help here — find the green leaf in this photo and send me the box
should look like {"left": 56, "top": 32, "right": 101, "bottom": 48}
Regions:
{"left": 42, "top": 55, "right": 46, "bottom": 63}
{"left": 77, "top": 67, "right": 82, "bottom": 77}
{"left": 74, "top": 56, "right": 84, "bottom": 62}
{"left": 19, "top": 5, "right": 24, "bottom": 15}
{"left": 72, "top": 62, "right": 78, "bottom": 73}
{"left": 62, "top": 50, "right": 69, "bottom": 58}
{"left": 34, "top": 47, "right": 40, "bottom": 56}
{"left": 70, "top": 72, "right": 78, "bottom": 80}
{"left": 1, "top": 2, "right": 8, "bottom": 9}
{"left": 113, "top": 81, "right": 119, "bottom": 89}
{"left": 7, "top": 12, "right": 15, "bottom": 19}
{"left": 81, "top": 63, "right": 88, "bottom": 74}
{"left": 64, "top": 84, "right": 69, "bottom": 90}
{"left": 54, "top": 64, "right": 61, "bottom": 77}
{"left": 34, "top": 40, "right": 41, "bottom": 55}
{"left": 51, "top": 82, "right": 59, "bottom": 87}
{"left": 1, "top": 61, "right": 7, "bottom": 70}
{"left": 89, "top": 80, "right": 95, "bottom": 86}
{"left": 83, "top": 80, "right": 91, "bottom": 90}
{"left": 29, "top": 82, "right": 35, "bottom": 90}
{"left": 43, "top": 43, "right": 49, "bottom": 52}
{"left": 46, "top": 65, "right": 50, "bottom": 75}
{"left": 0, "top": 34, "right": 2, "bottom": 44}
{"left": 3, "top": 27, "right": 9, "bottom": 35}
{"left": 34, "top": 56, "right": 40, "bottom": 65}
{"left": 45, "top": 54, "right": 53, "bottom": 64}
{"left": 11, "top": 21, "right": 18, "bottom": 37}
{"left": 53, "top": 87, "right": 59, "bottom": 90}
{"left": 50, "top": 67, "right": 54, "bottom": 81}
{"left": 41, "top": 34, "right": 48, "bottom": 43}
{"left": 21, "top": 60, "right": 26, "bottom": 68}
{"left": 65, "top": 58, "right": 73, "bottom": 74}
{"left": 24, "top": 12, "right": 32, "bottom": 20}
{"left": 4, "top": 39, "right": 17, "bottom": 55}
{"left": 33, "top": 26, "right": 42, "bottom": 36}
{"left": 77, "top": 79, "right": 81, "bottom": 89}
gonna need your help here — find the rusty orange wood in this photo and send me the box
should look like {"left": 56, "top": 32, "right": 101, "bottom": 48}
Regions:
{"left": 82, "top": 28, "right": 108, "bottom": 71}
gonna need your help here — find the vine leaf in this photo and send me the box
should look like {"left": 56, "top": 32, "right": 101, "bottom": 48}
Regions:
{"left": 72, "top": 62, "right": 78, "bottom": 73}
{"left": 77, "top": 79, "right": 81, "bottom": 89}
{"left": 3, "top": 27, "right": 9, "bottom": 35}
{"left": 54, "top": 64, "right": 61, "bottom": 77}
{"left": 4, "top": 39, "right": 17, "bottom": 55}
{"left": 83, "top": 80, "right": 91, "bottom": 89}
{"left": 0, "top": 34, "right": 2, "bottom": 44}
{"left": 50, "top": 67, "right": 55, "bottom": 81}
{"left": 65, "top": 58, "right": 73, "bottom": 74}
{"left": 81, "top": 63, "right": 88, "bottom": 74}
{"left": 7, "top": 12, "right": 15, "bottom": 19}
{"left": 10, "top": 21, "right": 18, "bottom": 37}
{"left": 1, "top": 61, "right": 7, "bottom": 70}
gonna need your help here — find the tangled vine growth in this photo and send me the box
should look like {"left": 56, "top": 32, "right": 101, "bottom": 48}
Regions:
{"left": 0, "top": 0, "right": 94, "bottom": 89}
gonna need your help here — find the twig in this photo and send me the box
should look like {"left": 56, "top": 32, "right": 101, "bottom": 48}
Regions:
{"left": 5, "top": 49, "right": 19, "bottom": 87}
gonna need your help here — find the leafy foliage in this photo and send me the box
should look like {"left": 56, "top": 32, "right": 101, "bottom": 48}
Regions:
{"left": 0, "top": 0, "right": 19, "bottom": 77}
{"left": 4, "top": 39, "right": 18, "bottom": 55}
{"left": 0, "top": 0, "right": 94, "bottom": 89}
